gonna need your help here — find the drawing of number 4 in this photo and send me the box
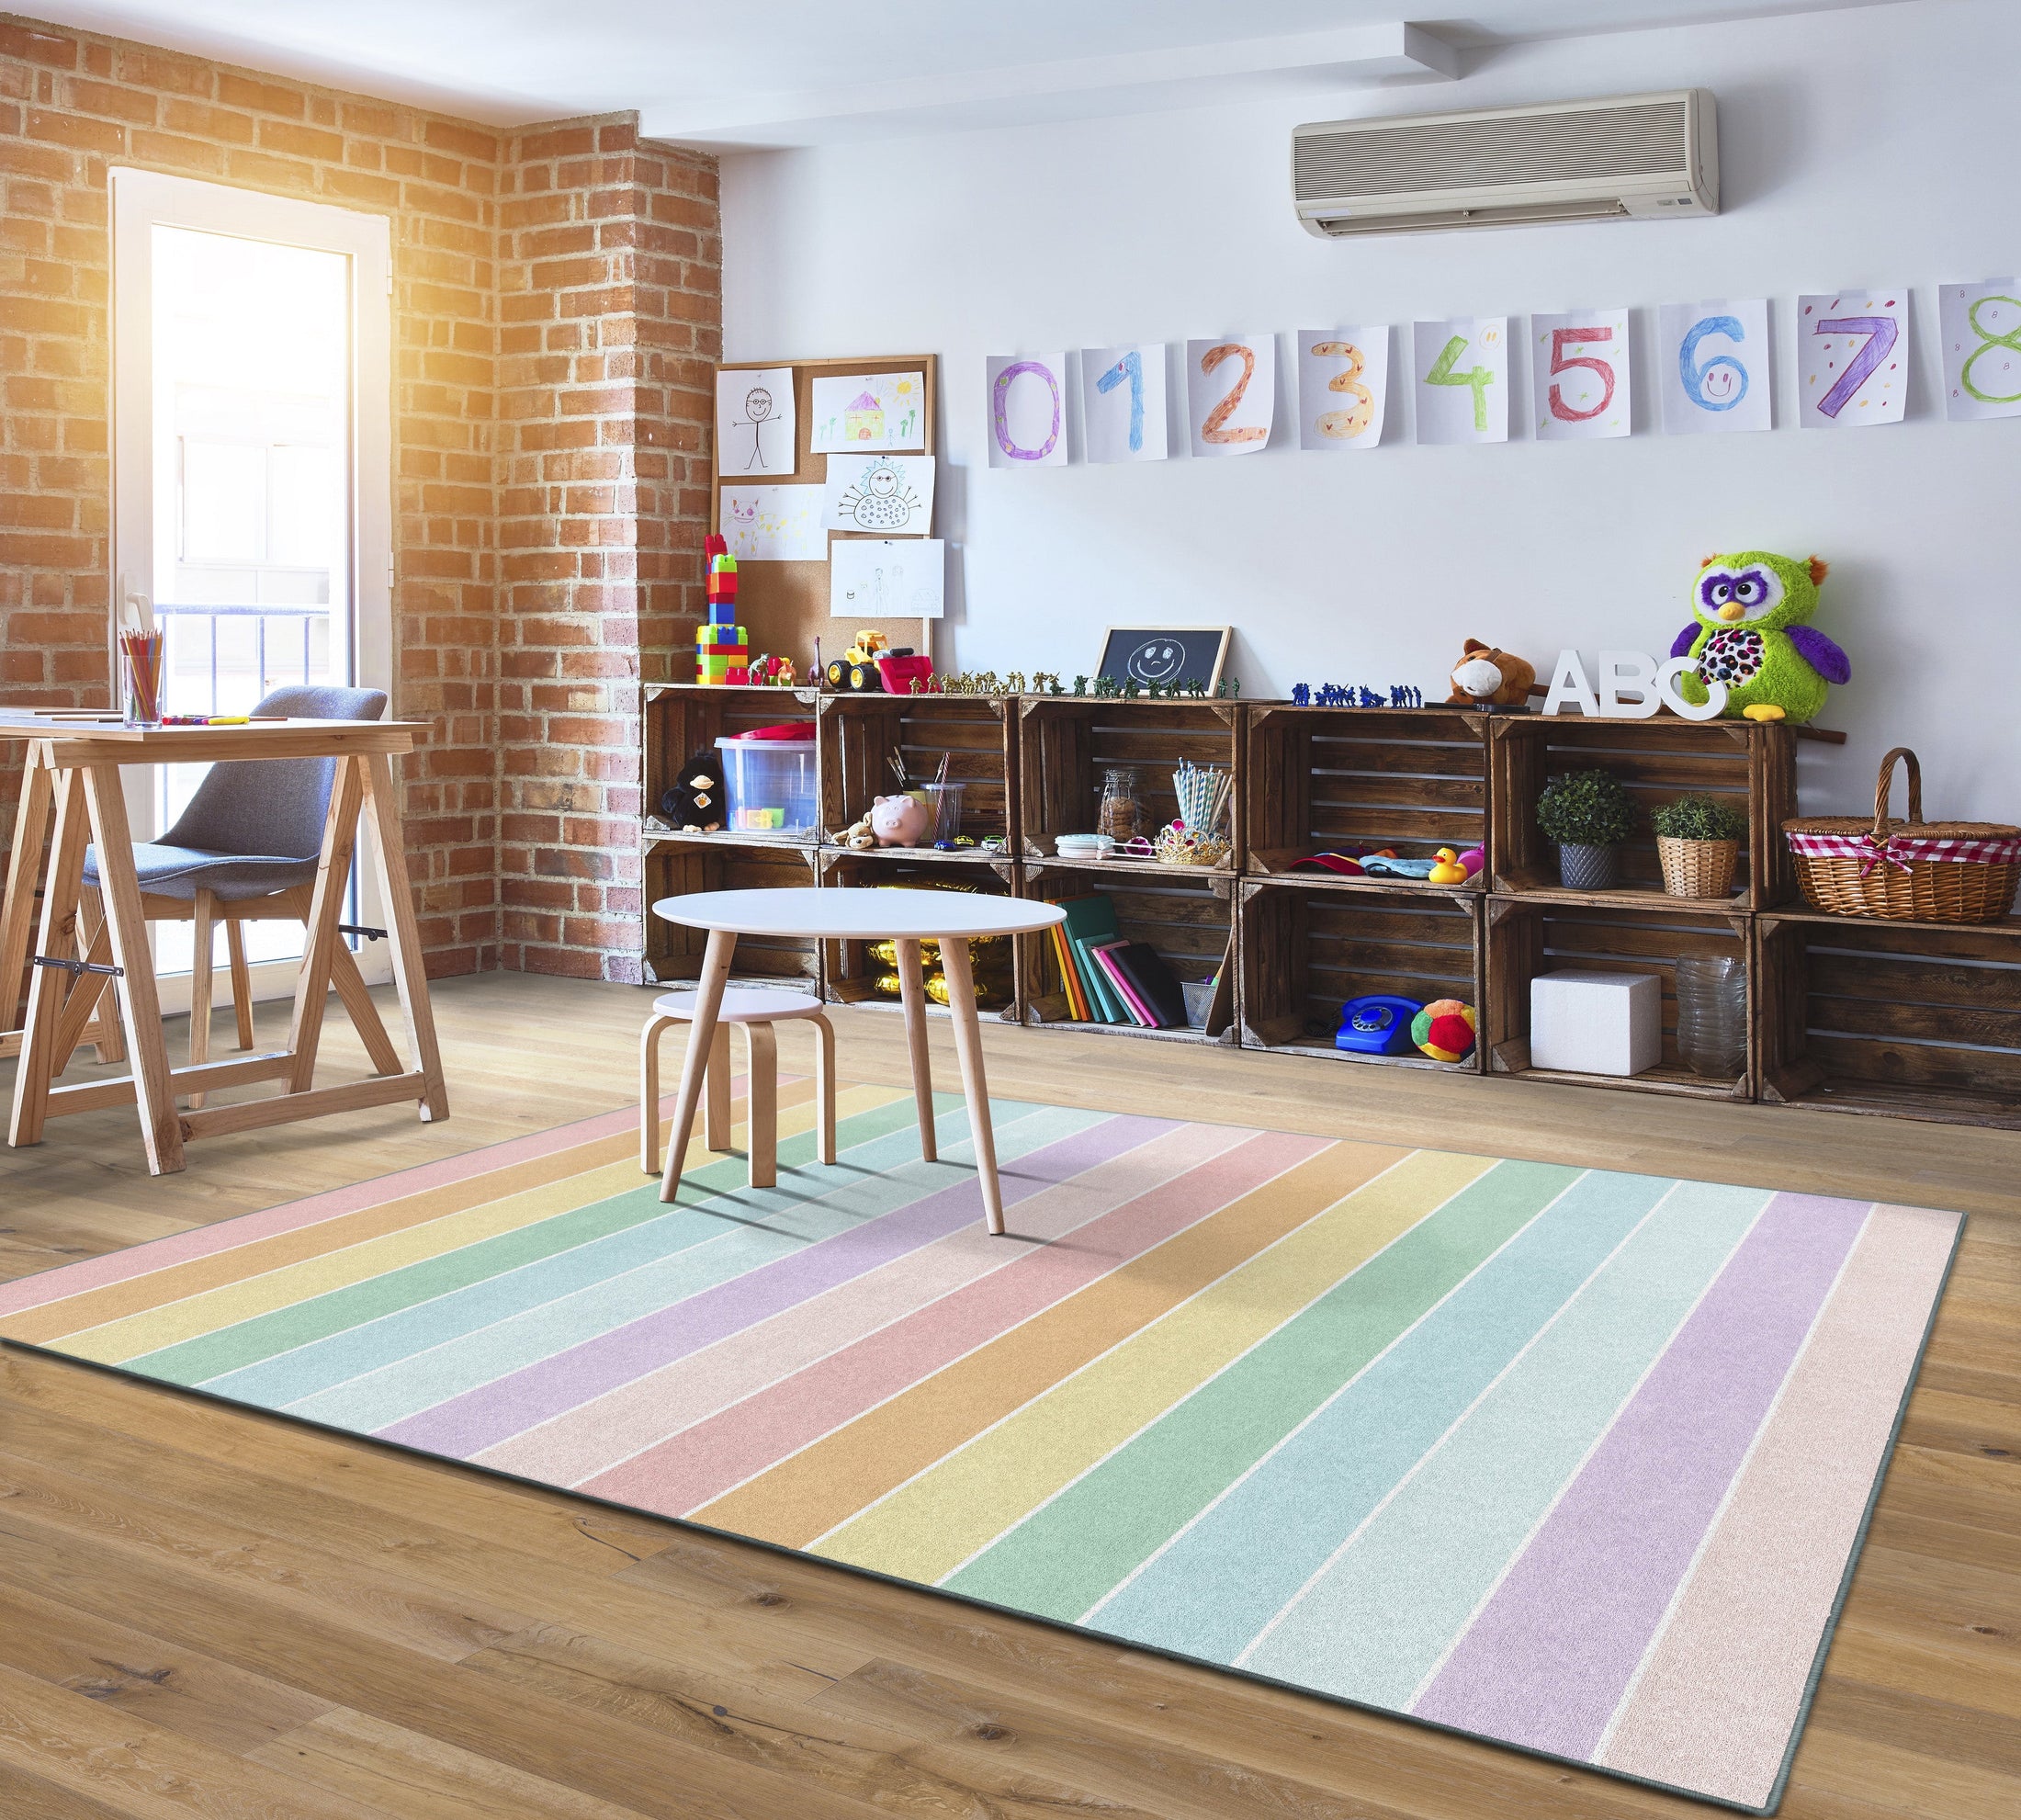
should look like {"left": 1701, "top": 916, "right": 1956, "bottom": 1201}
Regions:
{"left": 1428, "top": 333, "right": 1495, "bottom": 431}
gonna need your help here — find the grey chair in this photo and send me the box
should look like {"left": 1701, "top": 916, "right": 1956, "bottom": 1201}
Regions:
{"left": 85, "top": 684, "right": 389, "bottom": 1101}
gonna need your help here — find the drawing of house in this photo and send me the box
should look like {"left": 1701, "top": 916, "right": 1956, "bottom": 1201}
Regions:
{"left": 844, "top": 390, "right": 884, "bottom": 442}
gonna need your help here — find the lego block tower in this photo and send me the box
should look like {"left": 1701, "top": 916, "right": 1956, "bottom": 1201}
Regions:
{"left": 697, "top": 533, "right": 749, "bottom": 684}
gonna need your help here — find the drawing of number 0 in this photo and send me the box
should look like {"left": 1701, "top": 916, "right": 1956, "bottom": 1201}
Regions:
{"left": 992, "top": 361, "right": 1061, "bottom": 461}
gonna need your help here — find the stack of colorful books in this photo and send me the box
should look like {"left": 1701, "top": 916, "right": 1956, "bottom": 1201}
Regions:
{"left": 1043, "top": 893, "right": 1192, "bottom": 1029}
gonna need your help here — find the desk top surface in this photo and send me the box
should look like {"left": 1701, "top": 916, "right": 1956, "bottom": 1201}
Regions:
{"left": 0, "top": 717, "right": 426, "bottom": 757}
{"left": 652, "top": 887, "right": 1066, "bottom": 941}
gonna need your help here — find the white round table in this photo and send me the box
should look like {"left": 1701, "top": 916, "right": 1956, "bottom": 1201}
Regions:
{"left": 650, "top": 887, "right": 1067, "bottom": 1233}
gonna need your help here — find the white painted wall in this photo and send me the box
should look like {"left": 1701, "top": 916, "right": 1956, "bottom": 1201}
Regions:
{"left": 723, "top": 0, "right": 2018, "bottom": 817}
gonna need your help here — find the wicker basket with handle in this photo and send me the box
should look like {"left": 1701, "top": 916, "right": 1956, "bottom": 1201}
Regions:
{"left": 1784, "top": 747, "right": 2021, "bottom": 922}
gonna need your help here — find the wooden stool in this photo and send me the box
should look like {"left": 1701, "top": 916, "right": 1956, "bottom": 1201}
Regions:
{"left": 640, "top": 987, "right": 836, "bottom": 1191}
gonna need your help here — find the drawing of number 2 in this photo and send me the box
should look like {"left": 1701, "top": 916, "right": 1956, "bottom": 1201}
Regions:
{"left": 1200, "top": 344, "right": 1267, "bottom": 444}
{"left": 1311, "top": 341, "right": 1373, "bottom": 439}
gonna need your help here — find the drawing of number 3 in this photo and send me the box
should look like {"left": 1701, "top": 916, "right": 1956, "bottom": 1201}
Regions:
{"left": 1200, "top": 344, "right": 1267, "bottom": 444}
{"left": 1311, "top": 341, "right": 1373, "bottom": 439}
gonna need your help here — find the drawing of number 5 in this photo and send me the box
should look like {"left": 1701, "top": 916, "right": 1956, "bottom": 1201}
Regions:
{"left": 1310, "top": 341, "right": 1373, "bottom": 439}
{"left": 1546, "top": 326, "right": 1616, "bottom": 422}
{"left": 1200, "top": 344, "right": 1267, "bottom": 444}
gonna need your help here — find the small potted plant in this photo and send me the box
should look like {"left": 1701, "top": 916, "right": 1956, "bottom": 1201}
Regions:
{"left": 1652, "top": 794, "right": 1746, "bottom": 899}
{"left": 1536, "top": 767, "right": 1637, "bottom": 889}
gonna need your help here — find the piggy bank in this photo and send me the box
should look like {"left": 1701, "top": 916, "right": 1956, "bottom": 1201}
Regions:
{"left": 870, "top": 793, "right": 932, "bottom": 847}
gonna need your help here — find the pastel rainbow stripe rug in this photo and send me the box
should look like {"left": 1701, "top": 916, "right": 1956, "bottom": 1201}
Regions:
{"left": 0, "top": 1080, "right": 1960, "bottom": 1813}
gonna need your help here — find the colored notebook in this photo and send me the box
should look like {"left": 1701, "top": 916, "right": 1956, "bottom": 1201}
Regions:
{"left": 1090, "top": 939, "right": 1154, "bottom": 1026}
{"left": 1051, "top": 894, "right": 1126, "bottom": 1023}
{"left": 1105, "top": 940, "right": 1189, "bottom": 1028}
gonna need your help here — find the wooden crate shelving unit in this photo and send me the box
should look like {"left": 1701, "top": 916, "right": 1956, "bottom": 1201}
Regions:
{"left": 1019, "top": 696, "right": 1241, "bottom": 876}
{"left": 1756, "top": 909, "right": 2021, "bottom": 1129}
{"left": 1017, "top": 858, "right": 1236, "bottom": 1044}
{"left": 1246, "top": 704, "right": 1490, "bottom": 887}
{"left": 1240, "top": 879, "right": 1484, "bottom": 1071}
{"left": 642, "top": 835, "right": 822, "bottom": 988}
{"left": 1485, "top": 896, "right": 1754, "bottom": 1100}
{"left": 816, "top": 847, "right": 1021, "bottom": 1019}
{"left": 642, "top": 683, "right": 820, "bottom": 839}
{"left": 1489, "top": 715, "right": 1796, "bottom": 910}
{"left": 818, "top": 693, "right": 1018, "bottom": 858}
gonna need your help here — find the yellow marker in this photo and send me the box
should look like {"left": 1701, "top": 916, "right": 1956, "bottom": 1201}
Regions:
{"left": 205, "top": 715, "right": 250, "bottom": 725}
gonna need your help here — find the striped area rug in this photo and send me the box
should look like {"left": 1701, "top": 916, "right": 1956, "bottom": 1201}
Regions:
{"left": 0, "top": 1080, "right": 1960, "bottom": 1813}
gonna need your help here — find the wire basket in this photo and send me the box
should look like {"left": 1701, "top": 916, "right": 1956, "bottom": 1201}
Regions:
{"left": 1784, "top": 748, "right": 2020, "bottom": 922}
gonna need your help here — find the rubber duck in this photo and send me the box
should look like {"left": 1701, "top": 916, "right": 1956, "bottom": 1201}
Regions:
{"left": 1428, "top": 847, "right": 1469, "bottom": 885}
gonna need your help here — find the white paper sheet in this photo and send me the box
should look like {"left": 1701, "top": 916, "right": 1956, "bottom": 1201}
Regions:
{"left": 1412, "top": 318, "right": 1509, "bottom": 445}
{"left": 822, "top": 452, "right": 934, "bottom": 534}
{"left": 1939, "top": 279, "right": 2021, "bottom": 422}
{"left": 720, "top": 484, "right": 826, "bottom": 561}
{"left": 986, "top": 354, "right": 1069, "bottom": 468}
{"left": 1798, "top": 288, "right": 1908, "bottom": 428}
{"left": 808, "top": 371, "right": 927, "bottom": 453}
{"left": 830, "top": 537, "right": 944, "bottom": 619}
{"left": 1657, "top": 299, "right": 1772, "bottom": 435}
{"left": 1296, "top": 328, "right": 1387, "bottom": 450}
{"left": 1081, "top": 345, "right": 1169, "bottom": 463}
{"left": 715, "top": 367, "right": 796, "bottom": 475}
{"left": 1530, "top": 309, "right": 1631, "bottom": 440}
{"left": 1186, "top": 335, "right": 1275, "bottom": 457}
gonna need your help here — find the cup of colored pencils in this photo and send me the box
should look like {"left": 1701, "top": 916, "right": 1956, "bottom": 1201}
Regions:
{"left": 120, "top": 628, "right": 165, "bottom": 726}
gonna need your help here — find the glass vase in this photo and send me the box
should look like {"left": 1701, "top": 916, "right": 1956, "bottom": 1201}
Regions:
{"left": 1674, "top": 955, "right": 1747, "bottom": 1079}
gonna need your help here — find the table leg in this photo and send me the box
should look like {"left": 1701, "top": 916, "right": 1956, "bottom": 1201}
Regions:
{"left": 660, "top": 929, "right": 735, "bottom": 1204}
{"left": 285, "top": 756, "right": 364, "bottom": 1094}
{"left": 938, "top": 939, "right": 1004, "bottom": 1236}
{"left": 0, "top": 739, "right": 52, "bottom": 1049}
{"left": 704, "top": 1023, "right": 732, "bottom": 1151}
{"left": 79, "top": 887, "right": 126, "bottom": 1064}
{"left": 9, "top": 765, "right": 89, "bottom": 1148}
{"left": 357, "top": 752, "right": 448, "bottom": 1122}
{"left": 895, "top": 936, "right": 938, "bottom": 1163}
{"left": 79, "top": 763, "right": 184, "bottom": 1174}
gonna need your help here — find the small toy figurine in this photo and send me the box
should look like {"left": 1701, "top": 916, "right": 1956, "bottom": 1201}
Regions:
{"left": 773, "top": 656, "right": 796, "bottom": 687}
{"left": 841, "top": 810, "right": 878, "bottom": 850}
{"left": 1412, "top": 999, "right": 1478, "bottom": 1063}
{"left": 660, "top": 749, "right": 727, "bottom": 831}
{"left": 1671, "top": 551, "right": 1849, "bottom": 724}
{"left": 1448, "top": 639, "right": 1539, "bottom": 709}
{"left": 1427, "top": 847, "right": 1470, "bottom": 885}
{"left": 1072, "top": 675, "right": 1090, "bottom": 695}
{"left": 1291, "top": 684, "right": 1311, "bottom": 707}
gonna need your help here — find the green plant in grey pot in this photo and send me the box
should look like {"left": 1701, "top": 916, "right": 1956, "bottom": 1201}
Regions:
{"left": 1651, "top": 793, "right": 1747, "bottom": 899}
{"left": 1537, "top": 768, "right": 1638, "bottom": 889}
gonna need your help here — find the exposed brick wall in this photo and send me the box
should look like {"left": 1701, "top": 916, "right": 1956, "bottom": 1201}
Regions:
{"left": 0, "top": 13, "right": 721, "bottom": 983}
{"left": 494, "top": 119, "right": 717, "bottom": 982}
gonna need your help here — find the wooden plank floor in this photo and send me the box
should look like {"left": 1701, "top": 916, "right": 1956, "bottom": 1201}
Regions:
{"left": 0, "top": 972, "right": 2014, "bottom": 1820}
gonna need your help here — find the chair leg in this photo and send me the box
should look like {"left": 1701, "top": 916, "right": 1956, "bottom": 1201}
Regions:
{"left": 704, "top": 1023, "right": 733, "bottom": 1152}
{"left": 743, "top": 1021, "right": 778, "bottom": 1190}
{"left": 810, "top": 1013, "right": 837, "bottom": 1166}
{"left": 640, "top": 1013, "right": 675, "bottom": 1174}
{"left": 225, "top": 919, "right": 254, "bottom": 1049}
{"left": 187, "top": 888, "right": 216, "bottom": 1109}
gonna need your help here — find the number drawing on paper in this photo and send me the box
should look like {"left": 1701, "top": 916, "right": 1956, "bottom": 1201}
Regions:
{"left": 1799, "top": 291, "right": 1907, "bottom": 427}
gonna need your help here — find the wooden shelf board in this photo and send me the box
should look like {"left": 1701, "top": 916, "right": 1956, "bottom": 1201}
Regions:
{"left": 1765, "top": 1075, "right": 2021, "bottom": 1129}
{"left": 1244, "top": 864, "right": 1484, "bottom": 898}
{"left": 642, "top": 820, "right": 819, "bottom": 852}
{"left": 1496, "top": 1061, "right": 1745, "bottom": 1100}
{"left": 1489, "top": 876, "right": 1749, "bottom": 915}
{"left": 1023, "top": 853, "right": 1236, "bottom": 882}
{"left": 1022, "top": 1015, "right": 1231, "bottom": 1046}
{"left": 819, "top": 842, "right": 1014, "bottom": 867}
{"left": 1757, "top": 906, "right": 2021, "bottom": 937}
{"left": 1245, "top": 1035, "right": 1480, "bottom": 1073}
{"left": 824, "top": 987, "right": 1018, "bottom": 1023}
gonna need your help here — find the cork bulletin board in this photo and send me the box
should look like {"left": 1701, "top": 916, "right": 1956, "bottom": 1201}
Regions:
{"left": 709, "top": 353, "right": 941, "bottom": 679}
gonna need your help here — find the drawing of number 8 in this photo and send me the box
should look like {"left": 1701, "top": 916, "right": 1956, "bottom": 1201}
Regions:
{"left": 1311, "top": 340, "right": 1373, "bottom": 439}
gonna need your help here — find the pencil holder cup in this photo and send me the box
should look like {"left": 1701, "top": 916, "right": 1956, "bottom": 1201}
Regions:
{"left": 120, "top": 631, "right": 165, "bottom": 726}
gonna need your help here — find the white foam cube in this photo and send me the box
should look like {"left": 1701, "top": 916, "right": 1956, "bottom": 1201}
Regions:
{"left": 1530, "top": 969, "right": 1663, "bottom": 1077}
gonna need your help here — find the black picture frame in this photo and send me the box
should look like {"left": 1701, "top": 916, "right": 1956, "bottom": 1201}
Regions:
{"left": 1095, "top": 627, "right": 1232, "bottom": 693}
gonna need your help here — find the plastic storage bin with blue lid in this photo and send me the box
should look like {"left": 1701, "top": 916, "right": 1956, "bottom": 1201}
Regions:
{"left": 716, "top": 728, "right": 817, "bottom": 836}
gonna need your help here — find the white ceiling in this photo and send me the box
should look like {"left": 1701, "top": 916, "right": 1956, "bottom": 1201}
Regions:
{"left": 28, "top": 2, "right": 1908, "bottom": 143}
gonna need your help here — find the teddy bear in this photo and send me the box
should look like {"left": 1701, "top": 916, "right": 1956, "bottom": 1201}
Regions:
{"left": 659, "top": 750, "right": 726, "bottom": 831}
{"left": 1447, "top": 639, "right": 1538, "bottom": 709}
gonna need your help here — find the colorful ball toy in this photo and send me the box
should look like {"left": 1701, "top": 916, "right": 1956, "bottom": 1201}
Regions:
{"left": 1412, "top": 998, "right": 1477, "bottom": 1063}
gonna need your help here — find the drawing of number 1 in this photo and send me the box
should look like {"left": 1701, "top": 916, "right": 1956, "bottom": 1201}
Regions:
{"left": 1812, "top": 313, "right": 1897, "bottom": 417}
{"left": 993, "top": 361, "right": 1061, "bottom": 460}
{"left": 1096, "top": 349, "right": 1145, "bottom": 453}
{"left": 1428, "top": 333, "right": 1494, "bottom": 431}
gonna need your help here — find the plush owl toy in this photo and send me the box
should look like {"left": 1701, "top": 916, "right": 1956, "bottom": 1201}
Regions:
{"left": 1670, "top": 550, "right": 1850, "bottom": 724}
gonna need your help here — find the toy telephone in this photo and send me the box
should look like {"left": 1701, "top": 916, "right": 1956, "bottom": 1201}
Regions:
{"left": 1335, "top": 994, "right": 1425, "bottom": 1056}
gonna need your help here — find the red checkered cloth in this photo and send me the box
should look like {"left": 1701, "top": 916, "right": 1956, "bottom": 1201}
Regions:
{"left": 1787, "top": 830, "right": 2021, "bottom": 876}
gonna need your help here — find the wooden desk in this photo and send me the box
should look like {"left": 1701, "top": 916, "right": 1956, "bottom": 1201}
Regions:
{"left": 652, "top": 887, "right": 1066, "bottom": 1234}
{"left": 1, "top": 718, "right": 447, "bottom": 1174}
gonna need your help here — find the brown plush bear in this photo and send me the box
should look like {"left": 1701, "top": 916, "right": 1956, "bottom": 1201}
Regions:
{"left": 1447, "top": 639, "right": 1538, "bottom": 709}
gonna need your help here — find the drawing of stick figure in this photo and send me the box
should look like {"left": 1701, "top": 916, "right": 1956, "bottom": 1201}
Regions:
{"left": 741, "top": 387, "right": 774, "bottom": 470}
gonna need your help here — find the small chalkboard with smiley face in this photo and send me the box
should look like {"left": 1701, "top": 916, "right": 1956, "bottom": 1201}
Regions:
{"left": 1096, "top": 627, "right": 1232, "bottom": 695}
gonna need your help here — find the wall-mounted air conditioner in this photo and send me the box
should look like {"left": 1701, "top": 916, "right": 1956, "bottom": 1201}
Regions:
{"left": 1293, "top": 89, "right": 1717, "bottom": 237}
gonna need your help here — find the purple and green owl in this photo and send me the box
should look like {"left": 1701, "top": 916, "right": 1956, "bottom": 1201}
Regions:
{"left": 1671, "top": 550, "right": 1849, "bottom": 724}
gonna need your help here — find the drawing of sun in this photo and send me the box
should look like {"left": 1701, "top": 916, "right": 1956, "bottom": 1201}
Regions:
{"left": 835, "top": 459, "right": 921, "bottom": 531}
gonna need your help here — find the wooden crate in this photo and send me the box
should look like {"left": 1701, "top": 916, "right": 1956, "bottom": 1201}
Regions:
{"left": 1245, "top": 704, "right": 1489, "bottom": 887}
{"left": 1484, "top": 897, "right": 1754, "bottom": 1099}
{"left": 1019, "top": 697, "right": 1241, "bottom": 876}
{"left": 641, "top": 683, "right": 819, "bottom": 837}
{"left": 1757, "top": 910, "right": 2021, "bottom": 1129}
{"left": 1239, "top": 879, "right": 1484, "bottom": 1071}
{"left": 1017, "top": 859, "right": 1236, "bottom": 1044}
{"left": 641, "top": 836, "right": 820, "bottom": 987}
{"left": 815, "top": 848, "right": 1020, "bottom": 1019}
{"left": 818, "top": 693, "right": 1017, "bottom": 855}
{"left": 1488, "top": 716, "right": 1796, "bottom": 909}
